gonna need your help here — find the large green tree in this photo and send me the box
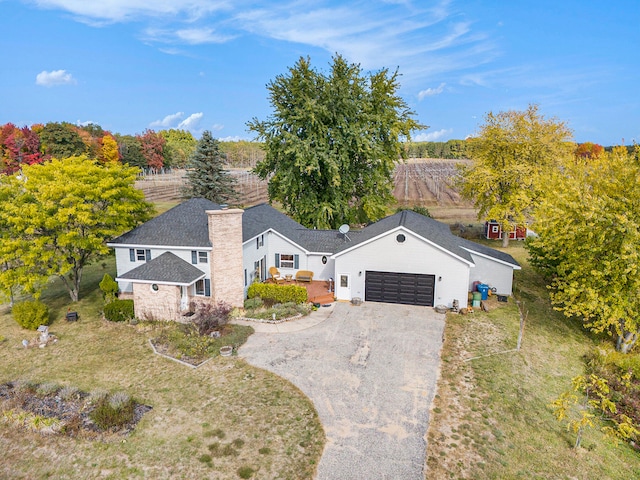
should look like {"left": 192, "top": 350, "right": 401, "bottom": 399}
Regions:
{"left": 115, "top": 134, "right": 146, "bottom": 168}
{"left": 248, "top": 55, "right": 424, "bottom": 229}
{"left": 458, "top": 104, "right": 573, "bottom": 246}
{"left": 183, "top": 131, "right": 238, "bottom": 204}
{"left": 527, "top": 146, "right": 640, "bottom": 353}
{"left": 0, "top": 156, "right": 153, "bottom": 302}
{"left": 39, "top": 122, "right": 87, "bottom": 158}
{"left": 160, "top": 129, "right": 197, "bottom": 168}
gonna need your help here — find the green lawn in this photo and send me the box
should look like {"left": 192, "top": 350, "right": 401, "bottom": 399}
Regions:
{"left": 0, "top": 258, "right": 324, "bottom": 479}
{"left": 426, "top": 244, "right": 640, "bottom": 479}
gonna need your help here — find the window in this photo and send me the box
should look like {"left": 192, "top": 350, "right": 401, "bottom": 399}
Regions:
{"left": 191, "top": 251, "right": 208, "bottom": 264}
{"left": 275, "top": 253, "right": 299, "bottom": 269}
{"left": 256, "top": 235, "right": 264, "bottom": 249}
{"left": 151, "top": 284, "right": 159, "bottom": 292}
{"left": 322, "top": 256, "right": 328, "bottom": 264}
{"left": 244, "top": 269, "right": 247, "bottom": 287}
{"left": 491, "top": 225, "right": 499, "bottom": 233}
{"left": 129, "top": 248, "right": 151, "bottom": 262}
{"left": 279, "top": 254, "right": 295, "bottom": 269}
{"left": 195, "top": 279, "right": 211, "bottom": 297}
{"left": 340, "top": 275, "right": 349, "bottom": 287}
{"left": 396, "top": 233, "right": 406, "bottom": 243}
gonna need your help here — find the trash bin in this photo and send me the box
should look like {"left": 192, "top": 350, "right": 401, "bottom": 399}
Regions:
{"left": 472, "top": 291, "right": 482, "bottom": 307}
{"left": 477, "top": 284, "right": 489, "bottom": 301}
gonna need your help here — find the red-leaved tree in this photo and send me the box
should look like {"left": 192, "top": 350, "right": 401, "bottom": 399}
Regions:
{"left": 137, "top": 129, "right": 166, "bottom": 171}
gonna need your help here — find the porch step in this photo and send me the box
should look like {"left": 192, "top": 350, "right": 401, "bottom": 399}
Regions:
{"left": 309, "top": 293, "right": 335, "bottom": 304}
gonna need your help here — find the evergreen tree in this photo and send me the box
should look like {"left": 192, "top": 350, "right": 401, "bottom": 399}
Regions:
{"left": 183, "top": 131, "right": 238, "bottom": 204}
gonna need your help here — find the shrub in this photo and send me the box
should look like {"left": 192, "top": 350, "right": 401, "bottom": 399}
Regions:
{"left": 191, "top": 300, "right": 232, "bottom": 336}
{"left": 89, "top": 393, "right": 135, "bottom": 430}
{"left": 247, "top": 283, "right": 307, "bottom": 305}
{"left": 99, "top": 273, "right": 119, "bottom": 303}
{"left": 103, "top": 299, "right": 134, "bottom": 322}
{"left": 396, "top": 205, "right": 431, "bottom": 217}
{"left": 238, "top": 466, "right": 255, "bottom": 479}
{"left": 243, "top": 297, "right": 264, "bottom": 310}
{"left": 12, "top": 300, "right": 50, "bottom": 330}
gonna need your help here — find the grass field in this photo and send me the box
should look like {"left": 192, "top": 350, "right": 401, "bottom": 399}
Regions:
{"left": 425, "top": 244, "right": 640, "bottom": 479}
{"left": 0, "top": 258, "right": 325, "bottom": 479}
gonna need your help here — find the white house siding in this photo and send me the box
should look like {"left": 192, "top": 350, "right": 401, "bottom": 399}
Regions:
{"left": 467, "top": 251, "right": 517, "bottom": 295}
{"left": 307, "top": 254, "right": 335, "bottom": 281}
{"left": 242, "top": 234, "right": 269, "bottom": 296}
{"left": 333, "top": 229, "right": 470, "bottom": 308}
{"left": 113, "top": 246, "right": 212, "bottom": 294}
{"left": 265, "top": 233, "right": 308, "bottom": 275}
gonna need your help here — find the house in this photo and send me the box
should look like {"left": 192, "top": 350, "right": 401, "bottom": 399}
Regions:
{"left": 108, "top": 198, "right": 520, "bottom": 321}
{"left": 484, "top": 221, "right": 527, "bottom": 241}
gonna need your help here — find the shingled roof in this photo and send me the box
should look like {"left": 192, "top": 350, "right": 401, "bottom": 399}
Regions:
{"left": 110, "top": 198, "right": 221, "bottom": 248}
{"left": 117, "top": 252, "right": 205, "bottom": 285}
{"left": 111, "top": 199, "right": 518, "bottom": 269}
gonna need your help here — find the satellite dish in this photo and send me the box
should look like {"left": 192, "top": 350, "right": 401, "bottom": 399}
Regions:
{"left": 338, "top": 224, "right": 351, "bottom": 242}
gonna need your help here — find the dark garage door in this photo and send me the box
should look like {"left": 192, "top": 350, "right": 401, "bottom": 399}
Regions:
{"left": 365, "top": 271, "right": 435, "bottom": 306}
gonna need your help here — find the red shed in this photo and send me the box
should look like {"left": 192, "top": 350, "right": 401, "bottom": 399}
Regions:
{"left": 484, "top": 221, "right": 527, "bottom": 240}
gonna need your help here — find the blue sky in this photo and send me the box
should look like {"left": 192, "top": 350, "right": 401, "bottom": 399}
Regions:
{"left": 1, "top": 0, "right": 638, "bottom": 145}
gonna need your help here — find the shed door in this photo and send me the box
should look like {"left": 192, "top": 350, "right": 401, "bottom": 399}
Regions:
{"left": 365, "top": 271, "right": 435, "bottom": 306}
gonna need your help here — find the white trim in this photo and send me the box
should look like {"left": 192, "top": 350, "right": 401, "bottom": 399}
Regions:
{"left": 107, "top": 243, "right": 212, "bottom": 251}
{"left": 115, "top": 275, "right": 205, "bottom": 287}
{"left": 461, "top": 247, "right": 522, "bottom": 270}
{"left": 332, "top": 226, "right": 475, "bottom": 267}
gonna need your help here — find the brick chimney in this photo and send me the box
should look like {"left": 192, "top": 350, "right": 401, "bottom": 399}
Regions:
{"left": 206, "top": 208, "right": 244, "bottom": 307}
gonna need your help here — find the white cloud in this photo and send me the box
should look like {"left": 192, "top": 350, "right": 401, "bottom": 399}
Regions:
{"left": 178, "top": 112, "right": 204, "bottom": 129}
{"left": 418, "top": 82, "right": 446, "bottom": 100}
{"left": 210, "top": 123, "right": 224, "bottom": 131}
{"left": 31, "top": 1, "right": 497, "bottom": 86}
{"left": 150, "top": 112, "right": 185, "bottom": 128}
{"left": 35, "top": 69, "right": 76, "bottom": 87}
{"left": 413, "top": 128, "right": 453, "bottom": 141}
{"left": 32, "top": 0, "right": 229, "bottom": 23}
{"left": 145, "top": 27, "right": 235, "bottom": 45}
{"left": 218, "top": 135, "right": 244, "bottom": 142}
{"left": 148, "top": 111, "right": 203, "bottom": 131}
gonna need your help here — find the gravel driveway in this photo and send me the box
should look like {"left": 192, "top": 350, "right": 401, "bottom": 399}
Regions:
{"left": 238, "top": 301, "right": 445, "bottom": 479}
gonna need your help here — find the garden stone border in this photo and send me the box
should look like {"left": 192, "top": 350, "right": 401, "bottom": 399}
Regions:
{"left": 233, "top": 313, "right": 303, "bottom": 324}
{"left": 148, "top": 339, "right": 217, "bottom": 369}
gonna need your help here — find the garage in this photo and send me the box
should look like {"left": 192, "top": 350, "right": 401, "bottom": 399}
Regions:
{"left": 365, "top": 271, "right": 435, "bottom": 306}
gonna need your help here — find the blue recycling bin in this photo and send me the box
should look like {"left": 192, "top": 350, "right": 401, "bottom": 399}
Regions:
{"left": 477, "top": 284, "right": 489, "bottom": 301}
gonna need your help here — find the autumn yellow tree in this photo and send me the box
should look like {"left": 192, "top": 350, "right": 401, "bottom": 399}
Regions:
{"left": 0, "top": 157, "right": 153, "bottom": 302}
{"left": 458, "top": 104, "right": 573, "bottom": 246}
{"left": 527, "top": 146, "right": 640, "bottom": 352}
{"left": 100, "top": 133, "right": 120, "bottom": 163}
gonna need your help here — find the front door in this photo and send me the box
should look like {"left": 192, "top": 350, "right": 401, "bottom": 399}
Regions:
{"left": 336, "top": 273, "right": 351, "bottom": 300}
{"left": 180, "top": 286, "right": 189, "bottom": 310}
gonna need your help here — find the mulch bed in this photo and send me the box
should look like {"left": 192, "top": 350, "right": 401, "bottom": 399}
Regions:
{"left": 0, "top": 382, "right": 151, "bottom": 439}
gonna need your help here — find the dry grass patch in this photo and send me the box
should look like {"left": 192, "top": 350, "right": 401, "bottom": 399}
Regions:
{"left": 0, "top": 260, "right": 324, "bottom": 479}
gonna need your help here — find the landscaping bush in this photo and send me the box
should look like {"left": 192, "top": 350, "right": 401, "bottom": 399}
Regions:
{"left": 103, "top": 299, "right": 134, "bottom": 322}
{"left": 191, "top": 300, "right": 233, "bottom": 336}
{"left": 99, "top": 273, "right": 119, "bottom": 303}
{"left": 247, "top": 283, "right": 307, "bottom": 305}
{"left": 89, "top": 392, "right": 136, "bottom": 430}
{"left": 12, "top": 300, "right": 50, "bottom": 330}
{"left": 244, "top": 297, "right": 264, "bottom": 310}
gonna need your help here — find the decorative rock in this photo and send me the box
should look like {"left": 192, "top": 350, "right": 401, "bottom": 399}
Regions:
{"left": 22, "top": 339, "right": 29, "bottom": 348}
